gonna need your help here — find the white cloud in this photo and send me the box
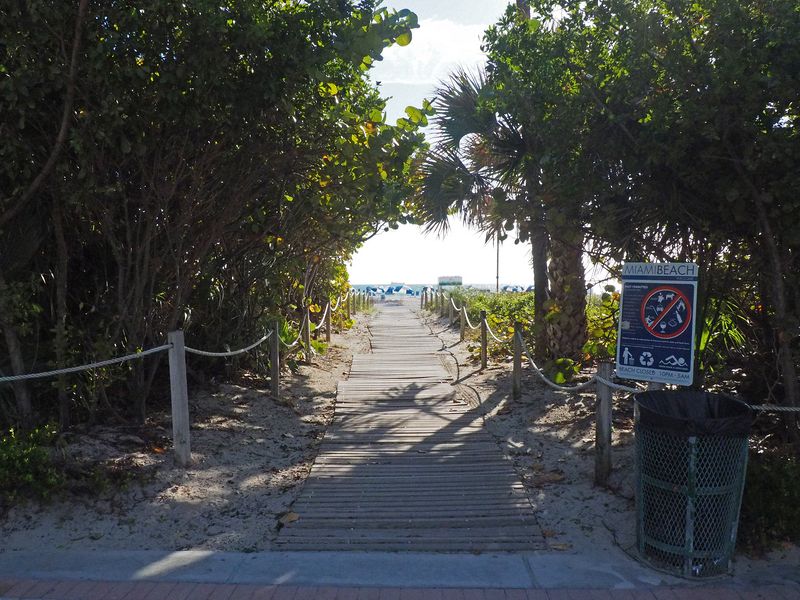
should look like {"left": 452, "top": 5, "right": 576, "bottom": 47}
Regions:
{"left": 373, "top": 19, "right": 487, "bottom": 87}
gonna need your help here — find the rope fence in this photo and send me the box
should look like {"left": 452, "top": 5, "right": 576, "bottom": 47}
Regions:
{"left": 185, "top": 332, "right": 273, "bottom": 358}
{"left": 0, "top": 344, "right": 171, "bottom": 384}
{"left": 462, "top": 308, "right": 481, "bottom": 330}
{"left": 0, "top": 290, "right": 372, "bottom": 468}
{"left": 330, "top": 290, "right": 350, "bottom": 313}
{"left": 421, "top": 289, "right": 800, "bottom": 486}
{"left": 424, "top": 290, "right": 800, "bottom": 410}
{"left": 280, "top": 324, "right": 305, "bottom": 349}
{"left": 310, "top": 302, "right": 330, "bottom": 332}
{"left": 486, "top": 321, "right": 512, "bottom": 345}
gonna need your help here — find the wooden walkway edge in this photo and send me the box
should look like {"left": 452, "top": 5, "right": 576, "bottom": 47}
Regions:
{"left": 275, "top": 299, "right": 544, "bottom": 552}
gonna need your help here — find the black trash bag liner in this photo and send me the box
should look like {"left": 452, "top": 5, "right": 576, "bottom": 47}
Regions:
{"left": 635, "top": 390, "right": 752, "bottom": 437}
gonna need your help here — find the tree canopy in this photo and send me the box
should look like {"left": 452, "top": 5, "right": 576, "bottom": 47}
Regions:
{"left": 0, "top": 0, "right": 426, "bottom": 427}
{"left": 415, "top": 0, "right": 799, "bottom": 430}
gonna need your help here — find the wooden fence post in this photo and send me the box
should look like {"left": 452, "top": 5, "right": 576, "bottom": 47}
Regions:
{"left": 270, "top": 319, "right": 280, "bottom": 401}
{"left": 448, "top": 298, "right": 454, "bottom": 324}
{"left": 459, "top": 307, "right": 465, "bottom": 342}
{"left": 595, "top": 361, "right": 613, "bottom": 487}
{"left": 346, "top": 293, "right": 351, "bottom": 320}
{"left": 168, "top": 330, "right": 191, "bottom": 467}
{"left": 512, "top": 321, "right": 522, "bottom": 400}
{"left": 480, "top": 310, "right": 488, "bottom": 370}
{"left": 303, "top": 305, "right": 312, "bottom": 362}
{"left": 325, "top": 301, "right": 332, "bottom": 343}
{"left": 420, "top": 291, "right": 424, "bottom": 310}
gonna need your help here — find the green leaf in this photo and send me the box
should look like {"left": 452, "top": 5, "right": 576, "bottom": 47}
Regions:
{"left": 404, "top": 105, "right": 423, "bottom": 123}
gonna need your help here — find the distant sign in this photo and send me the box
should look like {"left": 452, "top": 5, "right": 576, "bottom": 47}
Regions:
{"left": 438, "top": 276, "right": 463, "bottom": 286}
{"left": 616, "top": 263, "right": 698, "bottom": 386}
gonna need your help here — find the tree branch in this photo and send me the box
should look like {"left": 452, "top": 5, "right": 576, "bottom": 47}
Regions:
{"left": 0, "top": 0, "right": 89, "bottom": 228}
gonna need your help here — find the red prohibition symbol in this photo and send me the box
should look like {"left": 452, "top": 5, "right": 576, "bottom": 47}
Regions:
{"left": 640, "top": 286, "right": 691, "bottom": 339}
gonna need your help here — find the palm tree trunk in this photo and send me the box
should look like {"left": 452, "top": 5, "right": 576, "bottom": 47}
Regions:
{"left": 545, "top": 219, "right": 588, "bottom": 361}
{"left": 530, "top": 217, "right": 549, "bottom": 360}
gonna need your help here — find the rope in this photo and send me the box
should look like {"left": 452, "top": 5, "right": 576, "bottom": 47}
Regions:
{"left": 331, "top": 292, "right": 348, "bottom": 313}
{"left": 460, "top": 302, "right": 800, "bottom": 408}
{"left": 462, "top": 307, "right": 481, "bottom": 330}
{"left": 280, "top": 334, "right": 302, "bottom": 349}
{"left": 0, "top": 344, "right": 171, "bottom": 384}
{"left": 280, "top": 314, "right": 306, "bottom": 349}
{"left": 486, "top": 320, "right": 511, "bottom": 344}
{"left": 185, "top": 331, "right": 273, "bottom": 358}
{"left": 594, "top": 374, "right": 641, "bottom": 394}
{"left": 310, "top": 302, "right": 330, "bottom": 332}
{"left": 747, "top": 404, "right": 800, "bottom": 413}
{"left": 516, "top": 331, "right": 598, "bottom": 392}
{"left": 450, "top": 297, "right": 463, "bottom": 312}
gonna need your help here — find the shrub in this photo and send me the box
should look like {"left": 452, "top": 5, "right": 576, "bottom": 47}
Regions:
{"left": 739, "top": 447, "right": 800, "bottom": 553}
{"left": 0, "top": 425, "right": 63, "bottom": 506}
{"left": 583, "top": 285, "right": 620, "bottom": 362}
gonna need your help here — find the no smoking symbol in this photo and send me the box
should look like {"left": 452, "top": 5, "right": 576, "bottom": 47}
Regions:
{"left": 640, "top": 286, "right": 691, "bottom": 339}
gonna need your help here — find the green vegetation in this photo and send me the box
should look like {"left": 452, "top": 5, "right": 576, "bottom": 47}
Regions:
{"left": 584, "top": 286, "right": 621, "bottom": 363}
{"left": 0, "top": 1, "right": 426, "bottom": 430}
{"left": 740, "top": 448, "right": 800, "bottom": 553}
{"left": 2, "top": 0, "right": 799, "bottom": 550}
{"left": 415, "top": 0, "right": 799, "bottom": 446}
{"left": 0, "top": 426, "right": 63, "bottom": 505}
{"left": 450, "top": 287, "right": 614, "bottom": 381}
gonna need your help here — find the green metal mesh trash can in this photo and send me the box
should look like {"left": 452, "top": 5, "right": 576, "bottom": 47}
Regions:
{"left": 634, "top": 391, "right": 752, "bottom": 578}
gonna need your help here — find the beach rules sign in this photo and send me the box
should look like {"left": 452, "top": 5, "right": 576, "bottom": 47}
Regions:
{"left": 616, "top": 263, "right": 699, "bottom": 386}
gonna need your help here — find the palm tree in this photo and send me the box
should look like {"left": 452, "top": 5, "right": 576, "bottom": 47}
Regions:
{"left": 416, "top": 65, "right": 589, "bottom": 362}
{"left": 415, "top": 69, "right": 552, "bottom": 360}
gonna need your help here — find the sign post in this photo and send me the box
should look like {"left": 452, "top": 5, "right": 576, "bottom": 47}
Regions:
{"left": 616, "top": 263, "right": 699, "bottom": 386}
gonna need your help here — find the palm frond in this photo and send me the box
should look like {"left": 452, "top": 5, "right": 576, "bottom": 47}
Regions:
{"left": 431, "top": 68, "right": 495, "bottom": 151}
{"left": 415, "top": 147, "right": 492, "bottom": 234}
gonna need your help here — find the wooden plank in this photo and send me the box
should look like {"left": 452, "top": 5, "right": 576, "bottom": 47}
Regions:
{"left": 275, "top": 300, "right": 543, "bottom": 552}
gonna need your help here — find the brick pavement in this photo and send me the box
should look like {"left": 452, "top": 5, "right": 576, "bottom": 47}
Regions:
{"left": 1, "top": 580, "right": 799, "bottom": 600}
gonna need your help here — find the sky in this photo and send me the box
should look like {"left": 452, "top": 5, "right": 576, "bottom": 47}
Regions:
{"left": 346, "top": 0, "right": 537, "bottom": 287}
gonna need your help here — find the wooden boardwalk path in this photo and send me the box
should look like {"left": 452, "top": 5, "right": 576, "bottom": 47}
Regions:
{"left": 275, "top": 299, "right": 544, "bottom": 551}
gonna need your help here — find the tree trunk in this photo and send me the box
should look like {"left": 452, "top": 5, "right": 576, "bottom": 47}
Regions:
{"left": 530, "top": 218, "right": 549, "bottom": 361}
{"left": 545, "top": 218, "right": 588, "bottom": 361}
{"left": 53, "top": 200, "right": 70, "bottom": 429}
{"left": 0, "top": 269, "right": 33, "bottom": 427}
{"left": 754, "top": 196, "right": 799, "bottom": 443}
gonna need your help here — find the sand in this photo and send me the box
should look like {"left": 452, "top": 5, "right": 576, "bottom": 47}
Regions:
{"left": 1, "top": 299, "right": 795, "bottom": 580}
